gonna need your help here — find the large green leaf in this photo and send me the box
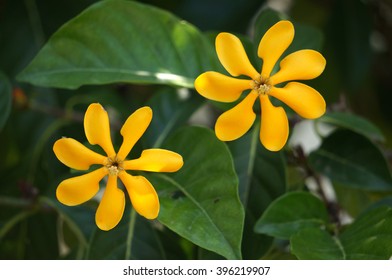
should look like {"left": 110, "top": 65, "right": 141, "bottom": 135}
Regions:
{"left": 144, "top": 88, "right": 204, "bottom": 148}
{"left": 318, "top": 112, "right": 384, "bottom": 142}
{"left": 228, "top": 126, "right": 286, "bottom": 259}
{"left": 0, "top": 72, "right": 12, "bottom": 131}
{"left": 18, "top": 0, "right": 219, "bottom": 89}
{"left": 254, "top": 191, "right": 329, "bottom": 239}
{"left": 290, "top": 228, "right": 344, "bottom": 260}
{"left": 148, "top": 126, "right": 244, "bottom": 260}
{"left": 291, "top": 207, "right": 392, "bottom": 259}
{"left": 308, "top": 130, "right": 392, "bottom": 191}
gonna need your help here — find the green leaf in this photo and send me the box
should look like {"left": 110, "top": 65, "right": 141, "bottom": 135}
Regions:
{"left": 144, "top": 88, "right": 204, "bottom": 148}
{"left": 291, "top": 228, "right": 344, "bottom": 260}
{"left": 254, "top": 191, "right": 329, "bottom": 239}
{"left": 18, "top": 0, "right": 219, "bottom": 89}
{"left": 148, "top": 126, "right": 244, "bottom": 260}
{"left": 340, "top": 206, "right": 392, "bottom": 259}
{"left": 228, "top": 126, "right": 286, "bottom": 259}
{"left": 0, "top": 72, "right": 12, "bottom": 131}
{"left": 88, "top": 209, "right": 169, "bottom": 260}
{"left": 291, "top": 207, "right": 392, "bottom": 260}
{"left": 318, "top": 112, "right": 384, "bottom": 142}
{"left": 308, "top": 130, "right": 392, "bottom": 191}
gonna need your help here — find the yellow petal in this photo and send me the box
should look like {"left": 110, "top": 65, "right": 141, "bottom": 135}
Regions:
{"left": 119, "top": 172, "right": 159, "bottom": 219}
{"left": 53, "top": 138, "right": 106, "bottom": 170}
{"left": 95, "top": 175, "right": 125, "bottom": 231}
{"left": 258, "top": 20, "right": 295, "bottom": 78}
{"left": 270, "top": 50, "right": 326, "bottom": 85}
{"left": 56, "top": 167, "right": 107, "bottom": 206}
{"left": 269, "top": 82, "right": 326, "bottom": 119}
{"left": 116, "top": 107, "right": 152, "bottom": 161}
{"left": 195, "top": 71, "right": 251, "bottom": 102}
{"left": 84, "top": 103, "right": 115, "bottom": 157}
{"left": 259, "top": 95, "right": 289, "bottom": 151}
{"left": 215, "top": 91, "right": 258, "bottom": 141}
{"left": 124, "top": 149, "right": 183, "bottom": 172}
{"left": 216, "top": 32, "right": 259, "bottom": 78}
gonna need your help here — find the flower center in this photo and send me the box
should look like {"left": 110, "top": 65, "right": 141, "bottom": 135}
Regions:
{"left": 104, "top": 156, "right": 124, "bottom": 176}
{"left": 251, "top": 75, "right": 271, "bottom": 95}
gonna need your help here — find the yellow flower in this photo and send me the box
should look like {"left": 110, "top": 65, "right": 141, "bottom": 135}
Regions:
{"left": 195, "top": 20, "right": 326, "bottom": 151}
{"left": 53, "top": 103, "right": 183, "bottom": 231}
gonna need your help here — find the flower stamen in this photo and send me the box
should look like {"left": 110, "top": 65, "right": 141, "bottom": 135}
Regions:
{"left": 105, "top": 156, "right": 124, "bottom": 176}
{"left": 251, "top": 75, "right": 271, "bottom": 95}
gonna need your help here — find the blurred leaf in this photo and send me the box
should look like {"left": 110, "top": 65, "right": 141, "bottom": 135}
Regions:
{"left": 309, "top": 130, "right": 392, "bottom": 191}
{"left": 88, "top": 209, "right": 170, "bottom": 260}
{"left": 340, "top": 206, "right": 392, "bottom": 259}
{"left": 291, "top": 207, "right": 392, "bottom": 259}
{"left": 144, "top": 88, "right": 204, "bottom": 148}
{"left": 291, "top": 228, "right": 344, "bottom": 260}
{"left": 254, "top": 191, "right": 329, "bottom": 239}
{"left": 148, "top": 126, "right": 243, "bottom": 260}
{"left": 318, "top": 112, "right": 385, "bottom": 142}
{"left": 252, "top": 8, "right": 323, "bottom": 75}
{"left": 228, "top": 126, "right": 286, "bottom": 259}
{"left": 18, "top": 0, "right": 219, "bottom": 89}
{"left": 0, "top": 72, "right": 12, "bottom": 131}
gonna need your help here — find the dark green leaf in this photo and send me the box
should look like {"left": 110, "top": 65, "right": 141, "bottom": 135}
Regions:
{"left": 149, "top": 126, "right": 244, "bottom": 260}
{"left": 291, "top": 228, "right": 344, "bottom": 260}
{"left": 18, "top": 0, "right": 219, "bottom": 89}
{"left": 340, "top": 206, "right": 392, "bottom": 259}
{"left": 144, "top": 88, "right": 204, "bottom": 148}
{"left": 254, "top": 191, "right": 329, "bottom": 239}
{"left": 309, "top": 130, "right": 392, "bottom": 191}
{"left": 318, "top": 112, "right": 384, "bottom": 142}
{"left": 228, "top": 126, "right": 286, "bottom": 259}
{"left": 291, "top": 206, "right": 392, "bottom": 260}
{"left": 0, "top": 72, "right": 12, "bottom": 131}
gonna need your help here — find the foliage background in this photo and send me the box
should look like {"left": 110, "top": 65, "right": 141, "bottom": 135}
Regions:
{"left": 0, "top": 0, "right": 392, "bottom": 259}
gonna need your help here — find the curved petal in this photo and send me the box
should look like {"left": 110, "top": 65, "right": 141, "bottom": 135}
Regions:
{"left": 116, "top": 107, "right": 152, "bottom": 161}
{"left": 269, "top": 82, "right": 326, "bottom": 119}
{"left": 95, "top": 175, "right": 125, "bottom": 231}
{"left": 215, "top": 91, "right": 258, "bottom": 141}
{"left": 270, "top": 50, "right": 326, "bottom": 85}
{"left": 84, "top": 103, "right": 115, "bottom": 157}
{"left": 123, "top": 149, "right": 183, "bottom": 172}
{"left": 216, "top": 32, "right": 259, "bottom": 78}
{"left": 53, "top": 138, "right": 106, "bottom": 170}
{"left": 119, "top": 172, "right": 159, "bottom": 219}
{"left": 195, "top": 71, "right": 251, "bottom": 102}
{"left": 258, "top": 20, "right": 295, "bottom": 78}
{"left": 259, "top": 95, "right": 289, "bottom": 151}
{"left": 56, "top": 167, "right": 107, "bottom": 206}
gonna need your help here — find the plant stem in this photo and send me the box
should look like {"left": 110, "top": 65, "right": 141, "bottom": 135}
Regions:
{"left": 125, "top": 208, "right": 137, "bottom": 260}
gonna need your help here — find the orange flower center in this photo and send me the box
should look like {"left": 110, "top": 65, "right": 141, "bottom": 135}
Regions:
{"left": 104, "top": 156, "right": 124, "bottom": 176}
{"left": 251, "top": 75, "right": 271, "bottom": 95}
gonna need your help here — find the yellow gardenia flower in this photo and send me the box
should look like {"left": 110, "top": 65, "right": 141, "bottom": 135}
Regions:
{"left": 53, "top": 103, "right": 183, "bottom": 231}
{"left": 195, "top": 20, "right": 326, "bottom": 151}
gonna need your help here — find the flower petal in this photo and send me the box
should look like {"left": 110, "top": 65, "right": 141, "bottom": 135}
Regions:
{"left": 124, "top": 149, "right": 183, "bottom": 172}
{"left": 95, "top": 175, "right": 125, "bottom": 231}
{"left": 53, "top": 138, "right": 106, "bottom": 170}
{"left": 269, "top": 82, "right": 326, "bottom": 119}
{"left": 216, "top": 32, "right": 259, "bottom": 78}
{"left": 84, "top": 103, "right": 115, "bottom": 157}
{"left": 116, "top": 107, "right": 152, "bottom": 161}
{"left": 270, "top": 50, "right": 326, "bottom": 85}
{"left": 258, "top": 20, "right": 295, "bottom": 78}
{"left": 195, "top": 71, "right": 251, "bottom": 102}
{"left": 56, "top": 167, "right": 107, "bottom": 206}
{"left": 259, "top": 95, "right": 289, "bottom": 151}
{"left": 215, "top": 91, "right": 258, "bottom": 141}
{"left": 119, "top": 172, "right": 159, "bottom": 219}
